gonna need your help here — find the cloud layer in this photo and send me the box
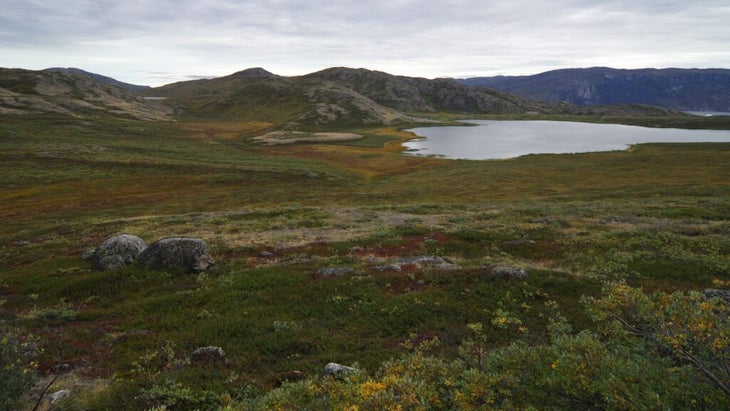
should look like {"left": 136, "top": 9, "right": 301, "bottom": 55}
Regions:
{"left": 2, "top": 0, "right": 729, "bottom": 86}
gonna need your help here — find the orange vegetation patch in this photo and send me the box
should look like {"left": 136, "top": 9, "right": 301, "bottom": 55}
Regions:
{"left": 178, "top": 121, "right": 274, "bottom": 140}
{"left": 270, "top": 144, "right": 444, "bottom": 178}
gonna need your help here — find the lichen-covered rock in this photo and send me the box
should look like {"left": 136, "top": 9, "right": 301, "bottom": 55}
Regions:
{"left": 316, "top": 267, "right": 354, "bottom": 277}
{"left": 50, "top": 389, "right": 72, "bottom": 406}
{"left": 485, "top": 266, "right": 529, "bottom": 281}
{"left": 323, "top": 362, "right": 359, "bottom": 378}
{"left": 137, "top": 237, "right": 214, "bottom": 273}
{"left": 190, "top": 346, "right": 228, "bottom": 367}
{"left": 398, "top": 255, "right": 459, "bottom": 270}
{"left": 89, "top": 234, "right": 148, "bottom": 271}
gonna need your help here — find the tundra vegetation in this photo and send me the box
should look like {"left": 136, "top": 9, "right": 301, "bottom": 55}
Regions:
{"left": 1, "top": 110, "right": 729, "bottom": 410}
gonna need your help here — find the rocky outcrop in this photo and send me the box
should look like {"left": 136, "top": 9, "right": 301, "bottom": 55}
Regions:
{"left": 88, "top": 234, "right": 148, "bottom": 271}
{"left": 137, "top": 237, "right": 214, "bottom": 273}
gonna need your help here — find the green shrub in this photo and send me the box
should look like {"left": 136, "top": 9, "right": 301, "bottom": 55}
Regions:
{"left": 0, "top": 328, "right": 39, "bottom": 410}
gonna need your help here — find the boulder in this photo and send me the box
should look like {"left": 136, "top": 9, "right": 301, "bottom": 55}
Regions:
{"left": 89, "top": 234, "right": 148, "bottom": 271}
{"left": 374, "top": 264, "right": 402, "bottom": 272}
{"left": 190, "top": 346, "right": 228, "bottom": 367}
{"left": 485, "top": 266, "right": 529, "bottom": 281}
{"left": 137, "top": 237, "right": 214, "bottom": 273}
{"left": 398, "top": 255, "right": 459, "bottom": 270}
{"left": 316, "top": 267, "right": 354, "bottom": 277}
{"left": 323, "top": 362, "right": 359, "bottom": 378}
{"left": 50, "top": 389, "right": 72, "bottom": 406}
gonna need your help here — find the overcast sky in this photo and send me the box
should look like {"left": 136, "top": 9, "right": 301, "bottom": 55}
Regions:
{"left": 2, "top": 0, "right": 729, "bottom": 86}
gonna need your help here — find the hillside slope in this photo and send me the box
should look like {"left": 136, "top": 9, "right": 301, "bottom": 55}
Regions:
{"left": 150, "top": 67, "right": 570, "bottom": 127}
{"left": 0, "top": 68, "right": 171, "bottom": 120}
{"left": 461, "top": 67, "right": 730, "bottom": 112}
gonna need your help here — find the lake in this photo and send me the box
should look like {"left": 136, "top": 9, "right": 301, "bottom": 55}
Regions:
{"left": 405, "top": 120, "right": 730, "bottom": 160}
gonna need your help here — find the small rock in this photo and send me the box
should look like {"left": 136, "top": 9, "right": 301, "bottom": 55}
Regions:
{"left": 702, "top": 288, "right": 730, "bottom": 304}
{"left": 398, "top": 256, "right": 459, "bottom": 270}
{"left": 486, "top": 266, "right": 529, "bottom": 281}
{"left": 323, "top": 362, "right": 359, "bottom": 378}
{"left": 415, "top": 279, "right": 426, "bottom": 286}
{"left": 89, "top": 234, "right": 148, "bottom": 271}
{"left": 374, "top": 264, "right": 402, "bottom": 272}
{"left": 190, "top": 346, "right": 228, "bottom": 367}
{"left": 14, "top": 240, "right": 31, "bottom": 247}
{"left": 50, "top": 389, "right": 71, "bottom": 406}
{"left": 316, "top": 267, "right": 354, "bottom": 277}
{"left": 258, "top": 251, "right": 275, "bottom": 259}
{"left": 137, "top": 237, "right": 214, "bottom": 273}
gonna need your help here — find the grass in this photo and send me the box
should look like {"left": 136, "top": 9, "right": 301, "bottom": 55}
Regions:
{"left": 1, "top": 113, "right": 729, "bottom": 408}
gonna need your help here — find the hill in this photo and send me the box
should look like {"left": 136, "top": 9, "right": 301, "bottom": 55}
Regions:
{"left": 0, "top": 67, "right": 171, "bottom": 120}
{"left": 149, "top": 66, "right": 561, "bottom": 127}
{"left": 1, "top": 66, "right": 687, "bottom": 126}
{"left": 151, "top": 66, "right": 683, "bottom": 127}
{"left": 45, "top": 67, "right": 152, "bottom": 92}
{"left": 460, "top": 67, "right": 730, "bottom": 112}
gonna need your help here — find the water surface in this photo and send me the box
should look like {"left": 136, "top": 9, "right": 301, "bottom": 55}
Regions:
{"left": 405, "top": 120, "right": 730, "bottom": 160}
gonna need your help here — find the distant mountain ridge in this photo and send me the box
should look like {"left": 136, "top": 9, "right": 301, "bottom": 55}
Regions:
{"left": 460, "top": 67, "right": 730, "bottom": 112}
{"left": 1, "top": 66, "right": 684, "bottom": 125}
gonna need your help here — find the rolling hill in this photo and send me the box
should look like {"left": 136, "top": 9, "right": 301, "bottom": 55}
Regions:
{"left": 149, "top": 66, "right": 686, "bottom": 127}
{"left": 0, "top": 67, "right": 171, "bottom": 120}
{"left": 148, "top": 66, "right": 566, "bottom": 127}
{"left": 460, "top": 67, "right": 730, "bottom": 112}
{"left": 1, "top": 66, "right": 687, "bottom": 127}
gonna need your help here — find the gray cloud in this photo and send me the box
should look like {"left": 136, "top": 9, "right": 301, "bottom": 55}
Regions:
{"left": 1, "top": 0, "right": 728, "bottom": 86}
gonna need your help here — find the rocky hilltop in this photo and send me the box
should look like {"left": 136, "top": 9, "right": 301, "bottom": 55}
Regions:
{"left": 0, "top": 68, "right": 171, "bottom": 120}
{"left": 149, "top": 66, "right": 563, "bottom": 127}
{"left": 461, "top": 67, "right": 730, "bottom": 112}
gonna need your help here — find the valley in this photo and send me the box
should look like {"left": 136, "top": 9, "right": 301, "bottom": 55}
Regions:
{"left": 1, "top": 66, "right": 729, "bottom": 409}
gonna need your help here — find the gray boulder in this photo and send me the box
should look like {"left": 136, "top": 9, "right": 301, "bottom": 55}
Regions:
{"left": 137, "top": 237, "right": 214, "bottom": 273}
{"left": 398, "top": 255, "right": 459, "bottom": 270}
{"left": 485, "top": 266, "right": 529, "bottom": 281}
{"left": 316, "top": 267, "right": 354, "bottom": 277}
{"left": 323, "top": 362, "right": 359, "bottom": 378}
{"left": 89, "top": 234, "right": 148, "bottom": 271}
{"left": 50, "top": 389, "right": 72, "bottom": 406}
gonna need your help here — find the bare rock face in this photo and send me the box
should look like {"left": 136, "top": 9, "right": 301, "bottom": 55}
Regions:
{"left": 89, "top": 234, "right": 148, "bottom": 271}
{"left": 137, "top": 237, "right": 214, "bottom": 273}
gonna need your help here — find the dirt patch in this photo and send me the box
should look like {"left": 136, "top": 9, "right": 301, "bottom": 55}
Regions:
{"left": 253, "top": 131, "right": 363, "bottom": 145}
